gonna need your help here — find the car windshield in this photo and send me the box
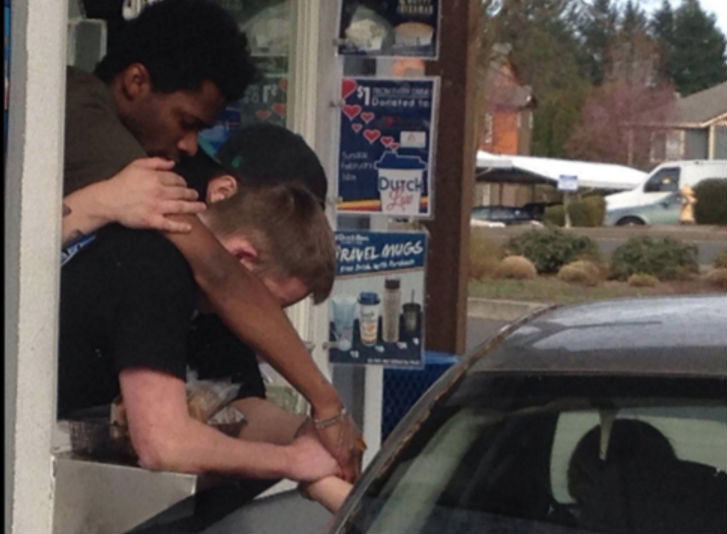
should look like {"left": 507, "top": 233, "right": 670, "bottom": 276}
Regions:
{"left": 339, "top": 374, "right": 727, "bottom": 534}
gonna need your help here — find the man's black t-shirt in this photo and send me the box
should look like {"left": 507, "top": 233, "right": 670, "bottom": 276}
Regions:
{"left": 59, "top": 224, "right": 195, "bottom": 416}
{"left": 58, "top": 224, "right": 264, "bottom": 417}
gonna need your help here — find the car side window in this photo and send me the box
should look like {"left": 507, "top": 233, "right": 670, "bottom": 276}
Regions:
{"left": 644, "top": 168, "right": 681, "bottom": 192}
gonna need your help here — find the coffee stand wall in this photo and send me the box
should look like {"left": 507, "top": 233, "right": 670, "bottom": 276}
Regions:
{"left": 4, "top": 1, "right": 478, "bottom": 530}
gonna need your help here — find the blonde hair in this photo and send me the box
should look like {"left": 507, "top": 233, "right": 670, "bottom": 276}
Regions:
{"left": 205, "top": 183, "right": 335, "bottom": 304}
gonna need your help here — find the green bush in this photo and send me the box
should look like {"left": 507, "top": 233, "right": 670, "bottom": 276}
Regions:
{"left": 544, "top": 205, "right": 565, "bottom": 227}
{"left": 694, "top": 179, "right": 727, "bottom": 225}
{"left": 505, "top": 228, "right": 599, "bottom": 274}
{"left": 610, "top": 236, "right": 698, "bottom": 280}
{"left": 543, "top": 196, "right": 605, "bottom": 227}
{"left": 568, "top": 195, "right": 606, "bottom": 227}
{"left": 715, "top": 248, "right": 727, "bottom": 269}
{"left": 582, "top": 195, "right": 606, "bottom": 226}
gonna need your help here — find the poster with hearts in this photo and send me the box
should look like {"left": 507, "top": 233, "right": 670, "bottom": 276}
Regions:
{"left": 338, "top": 0, "right": 439, "bottom": 59}
{"left": 338, "top": 77, "right": 439, "bottom": 217}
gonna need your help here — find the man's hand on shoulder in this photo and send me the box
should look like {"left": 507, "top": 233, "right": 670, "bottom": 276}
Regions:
{"left": 102, "top": 158, "right": 206, "bottom": 234}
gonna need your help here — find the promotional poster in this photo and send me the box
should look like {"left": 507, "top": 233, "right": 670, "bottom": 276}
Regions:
{"left": 329, "top": 231, "right": 427, "bottom": 367}
{"left": 338, "top": 77, "right": 438, "bottom": 217}
{"left": 199, "top": 1, "right": 290, "bottom": 152}
{"left": 338, "top": 0, "right": 439, "bottom": 58}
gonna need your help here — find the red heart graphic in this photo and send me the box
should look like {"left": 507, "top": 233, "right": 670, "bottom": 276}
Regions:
{"left": 342, "top": 104, "right": 362, "bottom": 120}
{"left": 380, "top": 136, "right": 394, "bottom": 147}
{"left": 278, "top": 78, "right": 288, "bottom": 92}
{"left": 352, "top": 123, "right": 363, "bottom": 133}
{"left": 256, "top": 109, "right": 272, "bottom": 120}
{"left": 363, "top": 129, "right": 381, "bottom": 144}
{"left": 361, "top": 112, "right": 375, "bottom": 124}
{"left": 390, "top": 142, "right": 400, "bottom": 151}
{"left": 341, "top": 79, "right": 357, "bottom": 99}
{"left": 271, "top": 103, "right": 287, "bottom": 117}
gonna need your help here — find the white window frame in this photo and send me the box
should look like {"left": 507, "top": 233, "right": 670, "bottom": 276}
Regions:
{"left": 5, "top": 1, "right": 67, "bottom": 532}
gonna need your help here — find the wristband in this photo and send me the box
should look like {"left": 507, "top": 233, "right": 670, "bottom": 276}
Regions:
{"left": 313, "top": 408, "right": 347, "bottom": 429}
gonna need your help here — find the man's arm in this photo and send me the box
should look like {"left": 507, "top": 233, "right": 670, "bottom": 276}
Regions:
{"left": 62, "top": 158, "right": 205, "bottom": 247}
{"left": 164, "top": 215, "right": 362, "bottom": 481}
{"left": 119, "top": 367, "right": 339, "bottom": 481}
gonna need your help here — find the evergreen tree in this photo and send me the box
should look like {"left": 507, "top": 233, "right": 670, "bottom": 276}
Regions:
{"left": 650, "top": 0, "right": 675, "bottom": 81}
{"left": 575, "top": 0, "right": 618, "bottom": 85}
{"left": 670, "top": 0, "right": 727, "bottom": 95}
{"left": 608, "top": 1, "right": 659, "bottom": 86}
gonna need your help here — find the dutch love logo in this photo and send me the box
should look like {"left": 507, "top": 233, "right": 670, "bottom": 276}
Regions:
{"left": 376, "top": 152, "right": 426, "bottom": 215}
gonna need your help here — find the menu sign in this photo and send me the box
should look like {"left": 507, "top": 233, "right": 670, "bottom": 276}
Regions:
{"left": 329, "top": 231, "right": 426, "bottom": 367}
{"left": 338, "top": 77, "right": 438, "bottom": 217}
{"left": 338, "top": 0, "right": 439, "bottom": 58}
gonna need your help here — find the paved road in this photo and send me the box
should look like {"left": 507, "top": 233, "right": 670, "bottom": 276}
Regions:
{"left": 466, "top": 317, "right": 508, "bottom": 353}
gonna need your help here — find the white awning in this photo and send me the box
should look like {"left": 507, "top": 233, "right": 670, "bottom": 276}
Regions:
{"left": 476, "top": 151, "right": 646, "bottom": 191}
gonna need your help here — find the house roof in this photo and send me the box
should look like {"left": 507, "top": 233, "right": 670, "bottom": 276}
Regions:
{"left": 656, "top": 82, "right": 727, "bottom": 127}
{"left": 484, "top": 44, "right": 536, "bottom": 111}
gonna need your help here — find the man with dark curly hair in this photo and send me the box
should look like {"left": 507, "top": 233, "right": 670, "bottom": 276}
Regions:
{"left": 61, "top": 0, "right": 362, "bottom": 483}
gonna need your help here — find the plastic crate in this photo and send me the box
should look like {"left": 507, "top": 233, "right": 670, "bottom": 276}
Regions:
{"left": 382, "top": 351, "right": 459, "bottom": 439}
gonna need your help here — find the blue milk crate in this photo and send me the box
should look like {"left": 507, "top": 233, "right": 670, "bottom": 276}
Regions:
{"left": 382, "top": 351, "right": 459, "bottom": 440}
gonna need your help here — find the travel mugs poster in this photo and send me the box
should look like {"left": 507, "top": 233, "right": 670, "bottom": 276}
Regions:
{"left": 329, "top": 231, "right": 427, "bottom": 366}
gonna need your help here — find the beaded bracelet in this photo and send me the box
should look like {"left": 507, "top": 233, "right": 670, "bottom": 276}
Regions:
{"left": 313, "top": 408, "right": 347, "bottom": 429}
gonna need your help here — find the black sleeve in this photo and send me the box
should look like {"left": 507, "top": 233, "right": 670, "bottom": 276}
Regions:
{"left": 107, "top": 227, "right": 196, "bottom": 380}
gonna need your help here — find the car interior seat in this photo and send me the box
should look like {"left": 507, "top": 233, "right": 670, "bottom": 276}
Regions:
{"left": 568, "top": 418, "right": 727, "bottom": 534}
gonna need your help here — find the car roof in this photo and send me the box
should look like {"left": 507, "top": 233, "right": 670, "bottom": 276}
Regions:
{"left": 469, "top": 295, "right": 727, "bottom": 378}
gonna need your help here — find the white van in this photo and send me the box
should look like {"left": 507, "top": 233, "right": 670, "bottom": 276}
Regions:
{"left": 604, "top": 160, "right": 727, "bottom": 225}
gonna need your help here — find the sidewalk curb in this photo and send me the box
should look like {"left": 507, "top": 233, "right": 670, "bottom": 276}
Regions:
{"left": 467, "top": 298, "right": 547, "bottom": 321}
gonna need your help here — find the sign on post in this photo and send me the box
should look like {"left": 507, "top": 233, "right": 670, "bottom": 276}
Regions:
{"left": 558, "top": 174, "right": 579, "bottom": 192}
{"left": 338, "top": 77, "right": 438, "bottom": 217}
{"left": 329, "top": 231, "right": 427, "bottom": 367}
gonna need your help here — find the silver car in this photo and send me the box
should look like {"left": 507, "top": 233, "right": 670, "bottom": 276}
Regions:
{"left": 138, "top": 295, "right": 727, "bottom": 534}
{"left": 330, "top": 294, "right": 727, "bottom": 534}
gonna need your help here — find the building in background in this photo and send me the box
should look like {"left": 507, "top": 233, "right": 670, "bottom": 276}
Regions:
{"left": 627, "top": 81, "right": 727, "bottom": 166}
{"left": 475, "top": 43, "right": 537, "bottom": 207}
{"left": 479, "top": 43, "right": 536, "bottom": 156}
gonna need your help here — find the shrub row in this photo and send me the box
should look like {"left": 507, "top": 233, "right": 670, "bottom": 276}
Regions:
{"left": 610, "top": 236, "right": 698, "bottom": 280}
{"left": 505, "top": 228, "right": 599, "bottom": 274}
{"left": 543, "top": 195, "right": 605, "bottom": 227}
{"left": 469, "top": 228, "right": 701, "bottom": 283}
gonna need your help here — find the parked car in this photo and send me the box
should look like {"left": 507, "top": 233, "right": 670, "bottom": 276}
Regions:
{"left": 329, "top": 295, "right": 727, "bottom": 534}
{"left": 471, "top": 203, "right": 545, "bottom": 227}
{"left": 137, "top": 295, "right": 727, "bottom": 534}
{"left": 604, "top": 159, "right": 727, "bottom": 225}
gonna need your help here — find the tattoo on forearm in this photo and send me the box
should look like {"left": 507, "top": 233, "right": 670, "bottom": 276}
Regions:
{"left": 63, "top": 203, "right": 72, "bottom": 217}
